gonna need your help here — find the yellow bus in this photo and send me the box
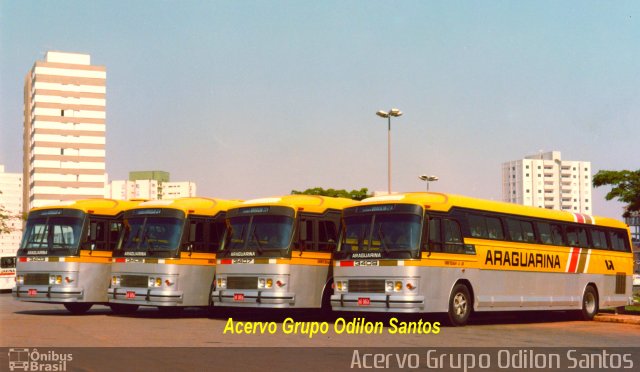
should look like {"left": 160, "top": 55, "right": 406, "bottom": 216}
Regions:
{"left": 212, "top": 195, "right": 354, "bottom": 310}
{"left": 331, "top": 192, "right": 634, "bottom": 326}
{"left": 13, "top": 199, "right": 140, "bottom": 314}
{"left": 109, "top": 197, "right": 241, "bottom": 314}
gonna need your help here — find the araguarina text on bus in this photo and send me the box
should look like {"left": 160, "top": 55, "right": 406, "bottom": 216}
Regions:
{"left": 484, "top": 250, "right": 561, "bottom": 269}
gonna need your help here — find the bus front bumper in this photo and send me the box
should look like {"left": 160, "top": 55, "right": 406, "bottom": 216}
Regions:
{"left": 13, "top": 285, "right": 83, "bottom": 302}
{"left": 108, "top": 287, "right": 183, "bottom": 306}
{"left": 212, "top": 290, "right": 295, "bottom": 307}
{"left": 330, "top": 293, "right": 424, "bottom": 312}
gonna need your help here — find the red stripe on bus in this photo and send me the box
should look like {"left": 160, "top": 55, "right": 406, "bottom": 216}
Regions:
{"left": 574, "top": 213, "right": 585, "bottom": 224}
{"left": 220, "top": 259, "right": 232, "bottom": 265}
{"left": 568, "top": 248, "right": 581, "bottom": 273}
{"left": 340, "top": 261, "right": 354, "bottom": 267}
{"left": 115, "top": 258, "right": 126, "bottom": 263}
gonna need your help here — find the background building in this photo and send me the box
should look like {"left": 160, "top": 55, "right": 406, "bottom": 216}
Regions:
{"left": 23, "top": 51, "right": 106, "bottom": 213}
{"left": 502, "top": 151, "right": 592, "bottom": 214}
{"left": 105, "top": 170, "right": 196, "bottom": 200}
{"left": 0, "top": 165, "right": 23, "bottom": 260}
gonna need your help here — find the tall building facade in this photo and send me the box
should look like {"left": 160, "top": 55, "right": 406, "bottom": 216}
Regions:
{"left": 23, "top": 51, "right": 106, "bottom": 214}
{"left": 104, "top": 171, "right": 196, "bottom": 200}
{"left": 502, "top": 151, "right": 592, "bottom": 214}
{"left": 0, "top": 165, "right": 23, "bottom": 258}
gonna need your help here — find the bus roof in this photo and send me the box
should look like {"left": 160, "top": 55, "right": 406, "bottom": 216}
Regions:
{"left": 360, "top": 192, "right": 627, "bottom": 229}
{"left": 131, "top": 197, "right": 242, "bottom": 216}
{"left": 30, "top": 199, "right": 142, "bottom": 216}
{"left": 236, "top": 194, "right": 355, "bottom": 213}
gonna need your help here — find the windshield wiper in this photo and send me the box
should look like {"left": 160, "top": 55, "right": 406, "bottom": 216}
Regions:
{"left": 377, "top": 227, "right": 390, "bottom": 254}
{"left": 251, "top": 229, "right": 263, "bottom": 254}
{"left": 143, "top": 232, "right": 155, "bottom": 254}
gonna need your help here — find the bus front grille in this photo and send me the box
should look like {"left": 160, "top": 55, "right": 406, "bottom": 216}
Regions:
{"left": 24, "top": 273, "right": 49, "bottom": 285}
{"left": 348, "top": 279, "right": 385, "bottom": 293}
{"left": 120, "top": 275, "right": 149, "bottom": 288}
{"left": 227, "top": 276, "right": 257, "bottom": 289}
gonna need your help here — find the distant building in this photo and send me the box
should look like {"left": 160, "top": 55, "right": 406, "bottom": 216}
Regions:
{"left": 105, "top": 170, "right": 196, "bottom": 200}
{"left": 502, "top": 151, "right": 592, "bottom": 214}
{"left": 0, "top": 165, "right": 23, "bottom": 257}
{"left": 23, "top": 51, "right": 106, "bottom": 213}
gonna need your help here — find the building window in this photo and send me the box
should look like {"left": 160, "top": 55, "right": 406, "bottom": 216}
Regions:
{"left": 526, "top": 189, "right": 530, "bottom": 193}
{"left": 526, "top": 165, "right": 529, "bottom": 169}
{"left": 526, "top": 173, "right": 529, "bottom": 177}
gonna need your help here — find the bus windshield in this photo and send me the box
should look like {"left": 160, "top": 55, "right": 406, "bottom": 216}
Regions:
{"left": 19, "top": 216, "right": 84, "bottom": 256}
{"left": 338, "top": 213, "right": 422, "bottom": 258}
{"left": 223, "top": 215, "right": 294, "bottom": 253}
{"left": 120, "top": 217, "right": 183, "bottom": 254}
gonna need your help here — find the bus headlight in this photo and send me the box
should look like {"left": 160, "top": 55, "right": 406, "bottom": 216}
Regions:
{"left": 216, "top": 277, "right": 226, "bottom": 289}
{"left": 258, "top": 278, "right": 266, "bottom": 288}
{"left": 335, "top": 280, "right": 348, "bottom": 292}
{"left": 49, "top": 275, "right": 62, "bottom": 285}
{"left": 112, "top": 276, "right": 121, "bottom": 286}
{"left": 266, "top": 278, "right": 273, "bottom": 288}
{"left": 406, "top": 281, "right": 416, "bottom": 291}
{"left": 16, "top": 275, "right": 24, "bottom": 285}
{"left": 386, "top": 281, "right": 394, "bottom": 292}
{"left": 394, "top": 281, "right": 403, "bottom": 292}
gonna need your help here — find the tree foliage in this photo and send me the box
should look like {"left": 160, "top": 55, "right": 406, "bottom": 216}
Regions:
{"left": 0, "top": 191, "right": 13, "bottom": 235}
{"left": 291, "top": 187, "right": 372, "bottom": 201}
{"left": 592, "top": 169, "right": 640, "bottom": 217}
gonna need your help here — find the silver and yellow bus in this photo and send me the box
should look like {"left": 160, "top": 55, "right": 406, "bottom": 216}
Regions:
{"left": 13, "top": 199, "right": 140, "bottom": 314}
{"left": 108, "top": 197, "right": 241, "bottom": 313}
{"left": 212, "top": 195, "right": 353, "bottom": 310}
{"left": 331, "top": 192, "right": 634, "bottom": 326}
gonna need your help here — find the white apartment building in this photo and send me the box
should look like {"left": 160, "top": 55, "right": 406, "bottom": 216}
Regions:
{"left": 0, "top": 165, "right": 23, "bottom": 257}
{"left": 502, "top": 151, "right": 592, "bottom": 214}
{"left": 105, "top": 180, "right": 196, "bottom": 200}
{"left": 23, "top": 51, "right": 106, "bottom": 214}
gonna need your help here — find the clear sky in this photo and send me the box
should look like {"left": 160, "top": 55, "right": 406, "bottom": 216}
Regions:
{"left": 1, "top": 1, "right": 638, "bottom": 219}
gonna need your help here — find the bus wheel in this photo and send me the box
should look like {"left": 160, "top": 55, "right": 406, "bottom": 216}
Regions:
{"left": 63, "top": 303, "right": 92, "bottom": 314}
{"left": 109, "top": 303, "right": 139, "bottom": 315}
{"left": 580, "top": 286, "right": 599, "bottom": 321}
{"left": 447, "top": 284, "right": 471, "bottom": 326}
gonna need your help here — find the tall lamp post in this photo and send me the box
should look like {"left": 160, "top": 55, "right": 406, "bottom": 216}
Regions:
{"left": 418, "top": 174, "right": 439, "bottom": 191}
{"left": 376, "top": 108, "right": 403, "bottom": 194}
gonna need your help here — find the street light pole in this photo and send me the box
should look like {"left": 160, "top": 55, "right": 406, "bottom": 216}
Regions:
{"left": 418, "top": 175, "right": 439, "bottom": 191}
{"left": 376, "top": 108, "right": 403, "bottom": 194}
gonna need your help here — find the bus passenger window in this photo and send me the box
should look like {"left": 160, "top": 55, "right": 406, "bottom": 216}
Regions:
{"left": 427, "top": 218, "right": 442, "bottom": 252}
{"left": 590, "top": 229, "right": 608, "bottom": 249}
{"left": 550, "top": 224, "right": 565, "bottom": 246}
{"left": 443, "top": 219, "right": 464, "bottom": 254}
{"left": 109, "top": 222, "right": 122, "bottom": 251}
{"left": 189, "top": 221, "right": 206, "bottom": 252}
{"left": 318, "top": 221, "right": 337, "bottom": 252}
{"left": 537, "top": 222, "right": 553, "bottom": 244}
{"left": 609, "top": 230, "right": 630, "bottom": 252}
{"left": 566, "top": 226, "right": 588, "bottom": 247}
{"left": 209, "top": 221, "right": 226, "bottom": 251}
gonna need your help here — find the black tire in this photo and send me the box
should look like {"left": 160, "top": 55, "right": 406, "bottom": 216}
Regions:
{"left": 109, "top": 303, "right": 139, "bottom": 315}
{"left": 447, "top": 284, "right": 471, "bottom": 326}
{"left": 580, "top": 285, "right": 598, "bottom": 321}
{"left": 63, "top": 303, "right": 92, "bottom": 314}
{"left": 320, "top": 283, "right": 332, "bottom": 316}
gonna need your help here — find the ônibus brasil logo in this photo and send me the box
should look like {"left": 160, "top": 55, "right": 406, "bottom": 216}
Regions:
{"left": 8, "top": 348, "right": 72, "bottom": 371}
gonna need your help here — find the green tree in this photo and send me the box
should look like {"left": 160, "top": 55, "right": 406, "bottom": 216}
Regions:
{"left": 592, "top": 169, "right": 640, "bottom": 217}
{"left": 0, "top": 191, "right": 13, "bottom": 235}
{"left": 291, "top": 187, "right": 372, "bottom": 201}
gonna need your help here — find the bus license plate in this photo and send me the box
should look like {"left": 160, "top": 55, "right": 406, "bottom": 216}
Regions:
{"left": 28, "top": 289, "right": 37, "bottom": 296}
{"left": 233, "top": 293, "right": 244, "bottom": 301}
{"left": 126, "top": 291, "right": 136, "bottom": 299}
{"left": 358, "top": 297, "right": 370, "bottom": 306}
